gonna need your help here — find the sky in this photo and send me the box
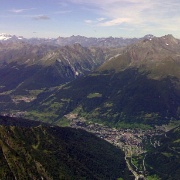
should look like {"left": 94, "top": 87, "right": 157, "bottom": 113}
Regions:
{"left": 0, "top": 0, "right": 180, "bottom": 38}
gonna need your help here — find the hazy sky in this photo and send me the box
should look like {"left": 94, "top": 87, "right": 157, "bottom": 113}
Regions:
{"left": 1, "top": 0, "right": 180, "bottom": 38}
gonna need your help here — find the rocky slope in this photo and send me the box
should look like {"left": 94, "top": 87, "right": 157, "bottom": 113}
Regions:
{"left": 99, "top": 34, "right": 180, "bottom": 79}
{"left": 0, "top": 42, "right": 116, "bottom": 93}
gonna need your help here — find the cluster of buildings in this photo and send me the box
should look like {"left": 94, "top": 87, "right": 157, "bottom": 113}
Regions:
{"left": 65, "top": 113, "right": 163, "bottom": 156}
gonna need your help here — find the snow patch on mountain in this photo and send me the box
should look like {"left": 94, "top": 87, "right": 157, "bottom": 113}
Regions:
{"left": 0, "top": 33, "right": 24, "bottom": 41}
{"left": 0, "top": 33, "right": 12, "bottom": 40}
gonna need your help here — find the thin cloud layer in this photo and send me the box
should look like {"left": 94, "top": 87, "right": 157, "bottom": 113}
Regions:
{"left": 1, "top": 0, "right": 180, "bottom": 38}
{"left": 84, "top": 20, "right": 93, "bottom": 24}
{"left": 9, "top": 8, "right": 35, "bottom": 13}
{"left": 97, "top": 18, "right": 106, "bottom": 22}
{"left": 70, "top": 0, "right": 180, "bottom": 33}
{"left": 33, "top": 15, "right": 50, "bottom": 20}
{"left": 99, "top": 18, "right": 131, "bottom": 26}
{"left": 54, "top": 10, "right": 72, "bottom": 14}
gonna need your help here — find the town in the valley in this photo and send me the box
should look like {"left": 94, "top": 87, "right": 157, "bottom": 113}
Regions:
{"left": 65, "top": 113, "right": 164, "bottom": 155}
{"left": 65, "top": 113, "right": 166, "bottom": 180}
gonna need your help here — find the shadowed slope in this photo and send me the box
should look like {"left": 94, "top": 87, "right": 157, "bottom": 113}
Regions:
{"left": 0, "top": 116, "right": 133, "bottom": 179}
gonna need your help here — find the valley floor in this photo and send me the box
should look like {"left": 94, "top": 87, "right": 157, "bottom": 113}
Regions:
{"left": 65, "top": 113, "right": 170, "bottom": 180}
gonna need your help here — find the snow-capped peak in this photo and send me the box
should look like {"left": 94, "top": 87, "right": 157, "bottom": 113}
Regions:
{"left": 0, "top": 33, "right": 12, "bottom": 40}
{"left": 0, "top": 33, "right": 24, "bottom": 41}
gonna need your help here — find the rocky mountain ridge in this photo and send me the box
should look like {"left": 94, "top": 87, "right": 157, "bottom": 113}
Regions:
{"left": 0, "top": 33, "right": 155, "bottom": 47}
{"left": 0, "top": 42, "right": 116, "bottom": 93}
{"left": 0, "top": 33, "right": 23, "bottom": 41}
{"left": 0, "top": 34, "right": 179, "bottom": 127}
{"left": 99, "top": 34, "right": 180, "bottom": 78}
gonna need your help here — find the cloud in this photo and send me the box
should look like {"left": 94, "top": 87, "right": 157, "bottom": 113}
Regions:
{"left": 84, "top": 18, "right": 106, "bottom": 25}
{"left": 97, "top": 18, "right": 106, "bottom": 22}
{"left": 69, "top": 0, "right": 180, "bottom": 33}
{"left": 54, "top": 10, "right": 72, "bottom": 14}
{"left": 84, "top": 20, "right": 93, "bottom": 24}
{"left": 58, "top": 2, "right": 68, "bottom": 7}
{"left": 69, "top": 0, "right": 151, "bottom": 27}
{"left": 99, "top": 18, "right": 131, "bottom": 26}
{"left": 9, "top": 8, "right": 35, "bottom": 13}
{"left": 32, "top": 15, "right": 50, "bottom": 20}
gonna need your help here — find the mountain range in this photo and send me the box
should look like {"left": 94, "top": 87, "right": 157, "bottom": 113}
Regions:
{"left": 0, "top": 34, "right": 179, "bottom": 128}
{"left": 0, "top": 33, "right": 179, "bottom": 179}
{"left": 22, "top": 34, "right": 180, "bottom": 127}
{"left": 0, "top": 33, "right": 154, "bottom": 47}
{"left": 0, "top": 41, "right": 117, "bottom": 93}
